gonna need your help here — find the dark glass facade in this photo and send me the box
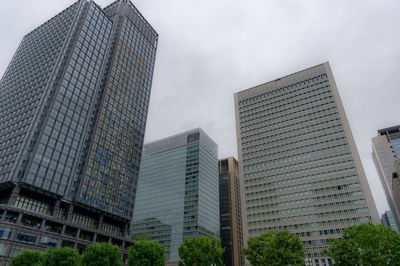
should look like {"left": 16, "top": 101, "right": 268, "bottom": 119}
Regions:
{"left": 372, "top": 125, "right": 400, "bottom": 229}
{"left": 219, "top": 157, "right": 244, "bottom": 266}
{"left": 131, "top": 129, "right": 219, "bottom": 264}
{"left": 0, "top": 0, "right": 157, "bottom": 263}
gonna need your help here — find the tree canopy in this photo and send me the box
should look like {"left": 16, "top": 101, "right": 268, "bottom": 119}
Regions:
{"left": 324, "top": 222, "right": 400, "bottom": 265}
{"left": 8, "top": 249, "right": 43, "bottom": 266}
{"left": 178, "top": 236, "right": 224, "bottom": 266}
{"left": 131, "top": 233, "right": 152, "bottom": 241}
{"left": 243, "top": 230, "right": 305, "bottom": 266}
{"left": 128, "top": 240, "right": 166, "bottom": 266}
{"left": 41, "top": 247, "right": 81, "bottom": 266}
{"left": 81, "top": 242, "right": 122, "bottom": 266}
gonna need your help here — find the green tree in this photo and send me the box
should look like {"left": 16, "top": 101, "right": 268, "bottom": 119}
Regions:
{"left": 82, "top": 242, "right": 122, "bottom": 266}
{"left": 8, "top": 250, "right": 43, "bottom": 266}
{"left": 42, "top": 247, "right": 81, "bottom": 266}
{"left": 131, "top": 233, "right": 152, "bottom": 241}
{"left": 324, "top": 222, "right": 400, "bottom": 265}
{"left": 128, "top": 240, "right": 166, "bottom": 266}
{"left": 178, "top": 236, "right": 224, "bottom": 266}
{"left": 243, "top": 230, "right": 305, "bottom": 266}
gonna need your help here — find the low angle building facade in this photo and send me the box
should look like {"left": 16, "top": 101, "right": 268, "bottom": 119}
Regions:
{"left": 0, "top": 0, "right": 157, "bottom": 264}
{"left": 372, "top": 125, "right": 400, "bottom": 230}
{"left": 234, "top": 62, "right": 380, "bottom": 265}
{"left": 131, "top": 128, "right": 220, "bottom": 265}
{"left": 218, "top": 157, "right": 244, "bottom": 266}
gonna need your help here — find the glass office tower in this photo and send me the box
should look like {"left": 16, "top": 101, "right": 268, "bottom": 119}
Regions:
{"left": 0, "top": 0, "right": 157, "bottom": 263}
{"left": 372, "top": 125, "right": 400, "bottom": 230}
{"left": 382, "top": 210, "right": 399, "bottom": 233}
{"left": 234, "top": 62, "right": 379, "bottom": 265}
{"left": 131, "top": 128, "right": 220, "bottom": 264}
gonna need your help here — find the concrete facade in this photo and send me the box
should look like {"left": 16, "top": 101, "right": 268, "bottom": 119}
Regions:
{"left": 234, "top": 62, "right": 379, "bottom": 265}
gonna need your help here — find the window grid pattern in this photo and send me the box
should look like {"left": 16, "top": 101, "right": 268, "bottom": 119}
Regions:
{"left": 236, "top": 68, "right": 373, "bottom": 259}
{"left": 0, "top": 2, "right": 80, "bottom": 182}
{"left": 78, "top": 16, "right": 156, "bottom": 218}
{"left": 15, "top": 194, "right": 53, "bottom": 216}
{"left": 24, "top": 3, "right": 112, "bottom": 196}
{"left": 131, "top": 130, "right": 219, "bottom": 263}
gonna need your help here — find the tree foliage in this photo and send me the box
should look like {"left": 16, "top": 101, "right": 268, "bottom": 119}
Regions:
{"left": 131, "top": 233, "right": 152, "bottom": 241}
{"left": 8, "top": 249, "right": 43, "bottom": 266}
{"left": 324, "top": 222, "right": 400, "bottom": 265}
{"left": 178, "top": 236, "right": 224, "bottom": 266}
{"left": 243, "top": 230, "right": 305, "bottom": 266}
{"left": 41, "top": 247, "right": 82, "bottom": 266}
{"left": 81, "top": 242, "right": 122, "bottom": 266}
{"left": 128, "top": 240, "right": 166, "bottom": 266}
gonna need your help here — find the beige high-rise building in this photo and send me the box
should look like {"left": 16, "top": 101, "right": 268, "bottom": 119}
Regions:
{"left": 234, "top": 62, "right": 379, "bottom": 265}
{"left": 219, "top": 157, "right": 244, "bottom": 266}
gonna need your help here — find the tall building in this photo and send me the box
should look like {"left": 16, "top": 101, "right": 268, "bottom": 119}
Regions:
{"left": 372, "top": 125, "right": 400, "bottom": 229}
{"left": 131, "top": 128, "right": 220, "bottom": 265}
{"left": 382, "top": 210, "right": 399, "bottom": 233}
{"left": 218, "top": 157, "right": 244, "bottom": 266}
{"left": 0, "top": 0, "right": 157, "bottom": 263}
{"left": 234, "top": 62, "right": 379, "bottom": 265}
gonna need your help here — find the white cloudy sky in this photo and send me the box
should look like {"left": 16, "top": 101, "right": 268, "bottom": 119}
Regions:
{"left": 1, "top": 0, "right": 399, "bottom": 215}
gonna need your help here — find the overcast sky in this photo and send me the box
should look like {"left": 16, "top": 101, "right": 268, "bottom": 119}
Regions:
{"left": 1, "top": 0, "right": 399, "bottom": 215}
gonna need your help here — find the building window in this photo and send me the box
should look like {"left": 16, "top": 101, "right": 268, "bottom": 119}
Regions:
{"left": 15, "top": 193, "right": 53, "bottom": 216}
{"left": 40, "top": 236, "right": 59, "bottom": 247}
{"left": 45, "top": 221, "right": 62, "bottom": 234}
{"left": 21, "top": 215, "right": 42, "bottom": 229}
{"left": 0, "top": 243, "right": 8, "bottom": 256}
{"left": 10, "top": 246, "right": 27, "bottom": 257}
{"left": 16, "top": 231, "right": 37, "bottom": 244}
{"left": 4, "top": 211, "right": 18, "bottom": 223}
{"left": 64, "top": 226, "right": 78, "bottom": 237}
{"left": 0, "top": 227, "right": 12, "bottom": 239}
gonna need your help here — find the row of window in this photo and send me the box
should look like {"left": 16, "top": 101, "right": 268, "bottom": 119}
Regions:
{"left": 250, "top": 215, "right": 370, "bottom": 233}
{"left": 247, "top": 179, "right": 360, "bottom": 199}
{"left": 246, "top": 173, "right": 358, "bottom": 195}
{"left": 241, "top": 115, "right": 341, "bottom": 151}
{"left": 244, "top": 153, "right": 353, "bottom": 184}
{"left": 248, "top": 197, "right": 366, "bottom": 215}
{"left": 239, "top": 80, "right": 330, "bottom": 119}
{"left": 239, "top": 86, "right": 332, "bottom": 126}
{"left": 240, "top": 94, "right": 335, "bottom": 130}
{"left": 241, "top": 117, "right": 341, "bottom": 151}
{"left": 245, "top": 165, "right": 356, "bottom": 186}
{"left": 243, "top": 133, "right": 347, "bottom": 165}
{"left": 248, "top": 196, "right": 365, "bottom": 218}
{"left": 249, "top": 216, "right": 370, "bottom": 238}
{"left": 241, "top": 104, "right": 338, "bottom": 147}
{"left": 238, "top": 74, "right": 328, "bottom": 107}
{"left": 0, "top": 228, "right": 58, "bottom": 248}
{"left": 247, "top": 186, "right": 364, "bottom": 205}
{"left": 249, "top": 205, "right": 369, "bottom": 222}
{"left": 244, "top": 145, "right": 349, "bottom": 172}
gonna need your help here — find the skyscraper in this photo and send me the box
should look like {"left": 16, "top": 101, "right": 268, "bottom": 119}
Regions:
{"left": 382, "top": 210, "right": 399, "bottom": 233}
{"left": 372, "top": 125, "right": 400, "bottom": 229}
{"left": 234, "top": 62, "right": 379, "bottom": 265}
{"left": 0, "top": 0, "right": 157, "bottom": 263}
{"left": 218, "top": 157, "right": 244, "bottom": 266}
{"left": 131, "top": 128, "right": 220, "bottom": 264}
